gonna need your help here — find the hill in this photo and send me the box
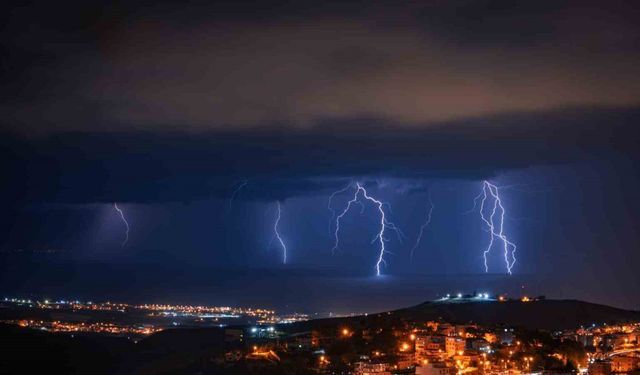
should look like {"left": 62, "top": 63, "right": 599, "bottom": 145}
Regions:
{"left": 285, "top": 299, "right": 640, "bottom": 333}
{"left": 394, "top": 299, "right": 640, "bottom": 330}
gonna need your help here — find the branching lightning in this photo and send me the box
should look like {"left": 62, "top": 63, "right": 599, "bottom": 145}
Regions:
{"left": 327, "top": 182, "right": 353, "bottom": 234}
{"left": 331, "top": 185, "right": 360, "bottom": 255}
{"left": 474, "top": 181, "right": 517, "bottom": 274}
{"left": 228, "top": 180, "right": 248, "bottom": 210}
{"left": 463, "top": 190, "right": 485, "bottom": 215}
{"left": 331, "top": 182, "right": 402, "bottom": 276}
{"left": 270, "top": 201, "right": 287, "bottom": 264}
{"left": 113, "top": 203, "right": 129, "bottom": 247}
{"left": 410, "top": 190, "right": 434, "bottom": 262}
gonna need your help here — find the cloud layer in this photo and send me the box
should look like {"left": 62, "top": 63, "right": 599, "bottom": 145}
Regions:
{"left": 1, "top": 0, "right": 639, "bottom": 133}
{"left": 1, "top": 106, "right": 638, "bottom": 204}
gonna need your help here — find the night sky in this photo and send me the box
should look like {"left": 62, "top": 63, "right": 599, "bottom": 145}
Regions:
{"left": 1, "top": 0, "right": 639, "bottom": 313}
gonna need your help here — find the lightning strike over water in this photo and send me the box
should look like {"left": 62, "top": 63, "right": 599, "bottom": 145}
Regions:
{"left": 228, "top": 180, "right": 248, "bottom": 210}
{"left": 113, "top": 203, "right": 129, "bottom": 247}
{"left": 271, "top": 201, "right": 287, "bottom": 264}
{"left": 331, "top": 183, "right": 402, "bottom": 276}
{"left": 410, "top": 191, "right": 434, "bottom": 262}
{"left": 475, "top": 181, "right": 517, "bottom": 274}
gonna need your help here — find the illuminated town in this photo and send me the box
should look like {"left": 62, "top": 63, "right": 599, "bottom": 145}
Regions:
{"left": 2, "top": 294, "right": 639, "bottom": 374}
{"left": 0, "top": 296, "right": 308, "bottom": 339}
{"left": 2, "top": 297, "right": 277, "bottom": 318}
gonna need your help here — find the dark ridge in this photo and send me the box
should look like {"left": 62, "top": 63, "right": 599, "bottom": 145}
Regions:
{"left": 394, "top": 299, "right": 640, "bottom": 330}
{"left": 284, "top": 299, "right": 640, "bottom": 332}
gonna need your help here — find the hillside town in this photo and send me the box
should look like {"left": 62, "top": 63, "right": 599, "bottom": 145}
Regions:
{"left": 218, "top": 298, "right": 640, "bottom": 374}
{"left": 2, "top": 295, "right": 639, "bottom": 374}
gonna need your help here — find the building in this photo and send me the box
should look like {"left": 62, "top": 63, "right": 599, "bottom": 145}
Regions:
{"left": 438, "top": 323, "right": 456, "bottom": 337}
{"left": 446, "top": 337, "right": 466, "bottom": 357}
{"left": 353, "top": 361, "right": 391, "bottom": 375}
{"left": 454, "top": 351, "right": 481, "bottom": 367}
{"left": 415, "top": 362, "right": 456, "bottom": 375}
{"left": 396, "top": 352, "right": 415, "bottom": 370}
{"left": 457, "top": 367, "right": 479, "bottom": 375}
{"left": 588, "top": 361, "right": 611, "bottom": 375}
{"left": 601, "top": 334, "right": 635, "bottom": 350}
{"left": 416, "top": 335, "right": 446, "bottom": 360}
{"left": 610, "top": 356, "right": 639, "bottom": 372}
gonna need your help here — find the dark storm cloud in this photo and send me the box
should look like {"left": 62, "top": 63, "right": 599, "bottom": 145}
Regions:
{"left": 1, "top": 0, "right": 639, "bottom": 203}
{"left": 1, "top": 0, "right": 639, "bottom": 133}
{"left": 1, "top": 106, "right": 638, "bottom": 204}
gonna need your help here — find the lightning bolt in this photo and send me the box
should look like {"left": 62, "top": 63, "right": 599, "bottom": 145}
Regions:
{"left": 327, "top": 182, "right": 354, "bottom": 234}
{"left": 463, "top": 190, "right": 485, "bottom": 215}
{"left": 332, "top": 184, "right": 360, "bottom": 255}
{"left": 475, "top": 181, "right": 517, "bottom": 274}
{"left": 410, "top": 190, "right": 434, "bottom": 262}
{"left": 228, "top": 180, "right": 248, "bottom": 210}
{"left": 331, "top": 182, "right": 402, "bottom": 276}
{"left": 113, "top": 203, "right": 129, "bottom": 247}
{"left": 269, "top": 201, "right": 287, "bottom": 264}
